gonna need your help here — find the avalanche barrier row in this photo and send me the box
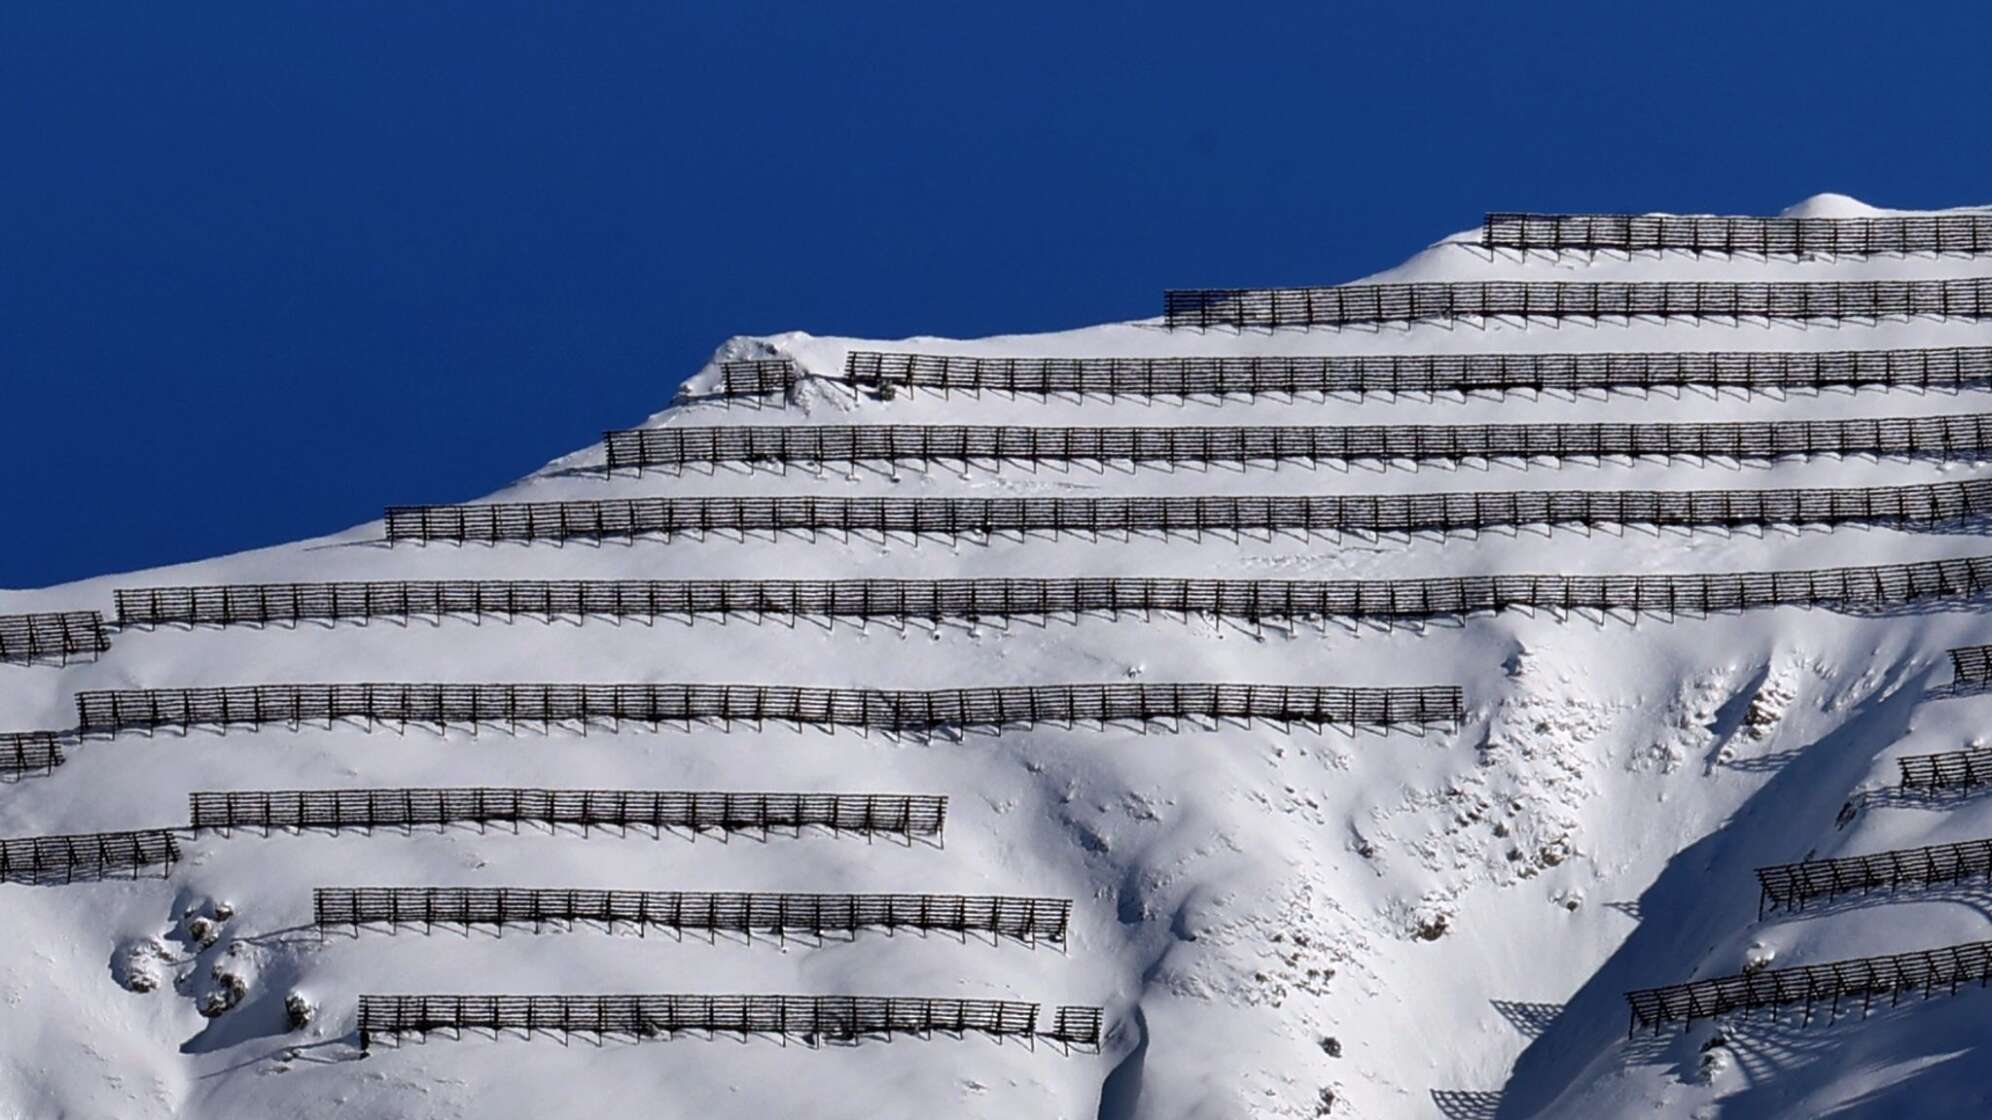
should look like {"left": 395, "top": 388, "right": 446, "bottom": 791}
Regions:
{"left": 384, "top": 479, "right": 1992, "bottom": 543}
{"left": 714, "top": 358, "right": 798, "bottom": 395}
{"left": 190, "top": 788, "right": 948, "bottom": 838}
{"left": 1162, "top": 277, "right": 1992, "bottom": 329}
{"left": 839, "top": 346, "right": 1992, "bottom": 397}
{"left": 0, "top": 829, "right": 180, "bottom": 884}
{"left": 0, "top": 731, "right": 64, "bottom": 777}
{"left": 1897, "top": 744, "right": 1992, "bottom": 791}
{"left": 1947, "top": 643, "right": 1992, "bottom": 687}
{"left": 602, "top": 412, "right": 1992, "bottom": 471}
{"left": 355, "top": 993, "right": 1103, "bottom": 1050}
{"left": 314, "top": 887, "right": 1071, "bottom": 944}
{"left": 1481, "top": 211, "right": 1992, "bottom": 256}
{"left": 1625, "top": 940, "right": 1992, "bottom": 1034}
{"left": 105, "top": 558, "right": 1992, "bottom": 632}
{"left": 78, "top": 681, "right": 1464, "bottom": 735}
{"left": 1755, "top": 837, "right": 1992, "bottom": 916}
{"left": 0, "top": 611, "right": 110, "bottom": 664}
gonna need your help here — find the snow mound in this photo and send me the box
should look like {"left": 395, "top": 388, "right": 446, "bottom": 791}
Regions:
{"left": 1779, "top": 192, "right": 1886, "bottom": 219}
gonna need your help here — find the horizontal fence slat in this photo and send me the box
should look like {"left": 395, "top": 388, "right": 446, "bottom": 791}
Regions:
{"left": 382, "top": 478, "right": 1992, "bottom": 543}
{"left": 0, "top": 731, "right": 65, "bottom": 776}
{"left": 354, "top": 992, "right": 1097, "bottom": 1048}
{"left": 1898, "top": 743, "right": 1992, "bottom": 791}
{"left": 112, "top": 557, "right": 1992, "bottom": 634}
{"left": 1625, "top": 939, "right": 1992, "bottom": 1033}
{"left": 1483, "top": 211, "right": 1992, "bottom": 256}
{"left": 1947, "top": 643, "right": 1992, "bottom": 687}
{"left": 709, "top": 358, "right": 798, "bottom": 396}
{"left": 191, "top": 788, "right": 948, "bottom": 838}
{"left": 0, "top": 611, "right": 110, "bottom": 664}
{"left": 316, "top": 887, "right": 1071, "bottom": 943}
{"left": 0, "top": 829, "right": 180, "bottom": 883}
{"left": 82, "top": 681, "right": 1463, "bottom": 736}
{"left": 604, "top": 411, "right": 1992, "bottom": 469}
{"left": 1755, "top": 837, "right": 1992, "bottom": 912}
{"left": 827, "top": 348, "right": 1992, "bottom": 400}
{"left": 1162, "top": 279, "right": 1992, "bottom": 329}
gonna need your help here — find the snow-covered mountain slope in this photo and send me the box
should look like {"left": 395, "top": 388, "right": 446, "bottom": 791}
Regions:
{"left": 7, "top": 195, "right": 1992, "bottom": 1119}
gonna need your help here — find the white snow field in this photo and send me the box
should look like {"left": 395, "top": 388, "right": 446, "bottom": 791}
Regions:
{"left": 7, "top": 193, "right": 1992, "bottom": 1119}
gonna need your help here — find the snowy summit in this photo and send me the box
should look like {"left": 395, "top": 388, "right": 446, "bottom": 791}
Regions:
{"left": 7, "top": 195, "right": 1992, "bottom": 1118}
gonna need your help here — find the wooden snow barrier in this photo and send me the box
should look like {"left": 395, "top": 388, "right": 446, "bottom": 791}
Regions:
{"left": 1162, "top": 278, "right": 1992, "bottom": 330}
{"left": 714, "top": 358, "right": 799, "bottom": 396}
{"left": 314, "top": 887, "right": 1072, "bottom": 944}
{"left": 354, "top": 993, "right": 1101, "bottom": 1051}
{"left": 190, "top": 788, "right": 947, "bottom": 838}
{"left": 80, "top": 682, "right": 1464, "bottom": 735}
{"left": 602, "top": 412, "right": 1992, "bottom": 471}
{"left": 1048, "top": 1004, "right": 1105, "bottom": 1046}
{"left": 1624, "top": 940, "right": 1992, "bottom": 1034}
{"left": 1755, "top": 838, "right": 1992, "bottom": 916}
{"left": 1947, "top": 644, "right": 1992, "bottom": 688}
{"left": 839, "top": 346, "right": 1992, "bottom": 398}
{"left": 382, "top": 478, "right": 1992, "bottom": 544}
{"left": 0, "top": 731, "right": 64, "bottom": 777}
{"left": 105, "top": 559, "right": 1992, "bottom": 631}
{"left": 1481, "top": 211, "right": 1992, "bottom": 256}
{"left": 0, "top": 611, "right": 110, "bottom": 665}
{"left": 0, "top": 829, "right": 180, "bottom": 884}
{"left": 1897, "top": 744, "right": 1992, "bottom": 791}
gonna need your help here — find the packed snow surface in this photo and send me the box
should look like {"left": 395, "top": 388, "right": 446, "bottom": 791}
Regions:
{"left": 6, "top": 194, "right": 1992, "bottom": 1118}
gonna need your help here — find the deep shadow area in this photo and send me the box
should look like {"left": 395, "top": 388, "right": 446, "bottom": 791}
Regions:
{"left": 1919, "top": 678, "right": 1992, "bottom": 702}
{"left": 1703, "top": 994, "right": 1992, "bottom": 1117}
{"left": 1095, "top": 1003, "right": 1148, "bottom": 1120}
{"left": 1495, "top": 662, "right": 1934, "bottom": 1118}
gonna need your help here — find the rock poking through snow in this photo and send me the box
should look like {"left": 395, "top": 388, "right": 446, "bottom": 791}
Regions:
{"left": 285, "top": 991, "right": 317, "bottom": 1031}
{"left": 112, "top": 938, "right": 171, "bottom": 995}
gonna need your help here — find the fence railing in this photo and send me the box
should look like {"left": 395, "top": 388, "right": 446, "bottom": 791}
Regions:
{"left": 1163, "top": 278, "right": 1992, "bottom": 329}
{"left": 842, "top": 346, "right": 1992, "bottom": 397}
{"left": 1948, "top": 644, "right": 1992, "bottom": 687}
{"left": 0, "top": 731, "right": 64, "bottom": 776}
{"left": 0, "top": 611, "right": 110, "bottom": 664}
{"left": 1625, "top": 940, "right": 1992, "bottom": 1033}
{"left": 712, "top": 358, "right": 798, "bottom": 396}
{"left": 385, "top": 479, "right": 1992, "bottom": 544}
{"left": 0, "top": 829, "right": 180, "bottom": 884}
{"left": 841, "top": 347, "right": 1992, "bottom": 397}
{"left": 102, "top": 561, "right": 1992, "bottom": 631}
{"left": 603, "top": 412, "right": 1992, "bottom": 471}
{"left": 190, "top": 789, "right": 947, "bottom": 838}
{"left": 1049, "top": 1004, "right": 1104, "bottom": 1046}
{"left": 81, "top": 682, "right": 1464, "bottom": 735}
{"left": 355, "top": 993, "right": 1101, "bottom": 1049}
{"left": 1755, "top": 837, "right": 1992, "bottom": 915}
{"left": 1897, "top": 744, "right": 1992, "bottom": 791}
{"left": 315, "top": 887, "right": 1071, "bottom": 944}
{"left": 1482, "top": 211, "right": 1992, "bottom": 256}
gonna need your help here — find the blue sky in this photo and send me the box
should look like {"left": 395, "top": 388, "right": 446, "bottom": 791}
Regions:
{"left": 4, "top": 1, "right": 1988, "bottom": 588}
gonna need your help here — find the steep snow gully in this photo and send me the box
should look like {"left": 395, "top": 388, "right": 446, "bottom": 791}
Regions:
{"left": 8, "top": 196, "right": 1992, "bottom": 1118}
